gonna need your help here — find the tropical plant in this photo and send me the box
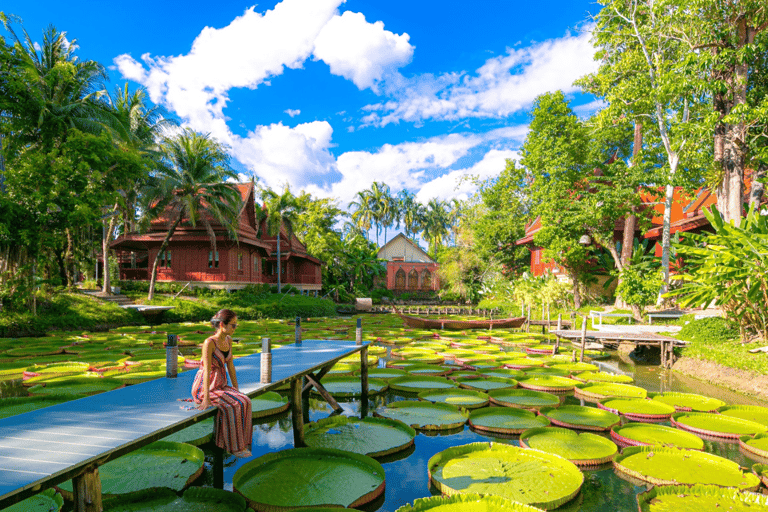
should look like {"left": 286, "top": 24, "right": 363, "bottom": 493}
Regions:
{"left": 140, "top": 129, "right": 241, "bottom": 300}
{"left": 397, "top": 190, "right": 425, "bottom": 240}
{"left": 261, "top": 185, "right": 304, "bottom": 293}
{"left": 348, "top": 191, "right": 374, "bottom": 240}
{"left": 421, "top": 198, "right": 452, "bottom": 259}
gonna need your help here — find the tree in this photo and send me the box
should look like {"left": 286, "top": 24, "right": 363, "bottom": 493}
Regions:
{"left": 293, "top": 192, "right": 346, "bottom": 291}
{"left": 348, "top": 191, "right": 374, "bottom": 240}
{"left": 397, "top": 190, "right": 425, "bottom": 240}
{"left": 340, "top": 234, "right": 385, "bottom": 292}
{"left": 261, "top": 185, "right": 303, "bottom": 294}
{"left": 421, "top": 198, "right": 452, "bottom": 259}
{"left": 141, "top": 129, "right": 241, "bottom": 300}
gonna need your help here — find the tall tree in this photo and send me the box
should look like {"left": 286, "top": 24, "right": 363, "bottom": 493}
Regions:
{"left": 397, "top": 190, "right": 424, "bottom": 240}
{"left": 421, "top": 198, "right": 452, "bottom": 259}
{"left": 348, "top": 191, "right": 374, "bottom": 240}
{"left": 261, "top": 185, "right": 303, "bottom": 293}
{"left": 141, "top": 129, "right": 241, "bottom": 300}
{"left": 368, "top": 181, "right": 393, "bottom": 245}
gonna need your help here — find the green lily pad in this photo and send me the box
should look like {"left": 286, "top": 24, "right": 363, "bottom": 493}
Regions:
{"left": 101, "top": 487, "right": 247, "bottom": 512}
{"left": 233, "top": 447, "right": 385, "bottom": 509}
{"left": 719, "top": 405, "right": 768, "bottom": 427}
{"left": 650, "top": 392, "right": 726, "bottom": 412}
{"left": 614, "top": 446, "right": 760, "bottom": 490}
{"left": 488, "top": 389, "right": 560, "bottom": 410}
{"left": 251, "top": 391, "right": 290, "bottom": 418}
{"left": 517, "top": 375, "right": 579, "bottom": 393}
{"left": 672, "top": 412, "right": 768, "bottom": 438}
{"left": 550, "top": 362, "right": 599, "bottom": 373}
{"left": 27, "top": 376, "right": 123, "bottom": 396}
{"left": 572, "top": 371, "right": 634, "bottom": 384}
{"left": 303, "top": 416, "right": 416, "bottom": 457}
{"left": 456, "top": 376, "right": 518, "bottom": 392}
{"left": 394, "top": 493, "right": 544, "bottom": 512}
{"left": 574, "top": 382, "right": 647, "bottom": 401}
{"left": 636, "top": 484, "right": 768, "bottom": 512}
{"left": 468, "top": 407, "right": 550, "bottom": 435}
{"left": 522, "top": 367, "right": 570, "bottom": 377}
{"left": 525, "top": 345, "right": 558, "bottom": 355}
{"left": 598, "top": 398, "right": 676, "bottom": 421}
{"left": 754, "top": 463, "right": 768, "bottom": 487}
{"left": 0, "top": 395, "right": 75, "bottom": 419}
{"left": 57, "top": 441, "right": 205, "bottom": 498}
{"left": 388, "top": 375, "right": 457, "bottom": 393}
{"left": 446, "top": 370, "right": 483, "bottom": 380}
{"left": 482, "top": 369, "right": 526, "bottom": 380}
{"left": 539, "top": 405, "right": 620, "bottom": 431}
{"left": 418, "top": 388, "right": 490, "bottom": 409}
{"left": 162, "top": 418, "right": 215, "bottom": 445}
{"left": 309, "top": 376, "right": 387, "bottom": 398}
{"left": 405, "top": 364, "right": 452, "bottom": 376}
{"left": 519, "top": 427, "right": 618, "bottom": 466}
{"left": 610, "top": 423, "right": 705, "bottom": 450}
{"left": 739, "top": 433, "right": 768, "bottom": 459}
{"left": 358, "top": 368, "right": 408, "bottom": 380}
{"left": 375, "top": 400, "right": 468, "bottom": 430}
{"left": 428, "top": 442, "right": 583, "bottom": 510}
{"left": 501, "top": 358, "right": 546, "bottom": 370}
{"left": 4, "top": 488, "right": 63, "bottom": 512}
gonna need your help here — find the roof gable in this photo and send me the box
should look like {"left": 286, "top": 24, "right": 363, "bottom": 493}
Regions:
{"left": 377, "top": 234, "right": 434, "bottom": 263}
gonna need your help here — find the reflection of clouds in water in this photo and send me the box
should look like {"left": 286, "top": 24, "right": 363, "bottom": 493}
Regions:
{"left": 255, "top": 425, "right": 292, "bottom": 449}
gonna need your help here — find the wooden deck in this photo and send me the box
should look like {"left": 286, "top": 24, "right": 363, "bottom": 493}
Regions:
{"left": 0, "top": 338, "right": 368, "bottom": 509}
{"left": 550, "top": 329, "right": 687, "bottom": 368}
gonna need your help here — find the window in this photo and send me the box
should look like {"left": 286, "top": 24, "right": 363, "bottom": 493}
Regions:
{"left": 408, "top": 269, "right": 418, "bottom": 289}
{"left": 238, "top": 252, "right": 243, "bottom": 270}
{"left": 255, "top": 257, "right": 259, "bottom": 274}
{"left": 422, "top": 269, "right": 432, "bottom": 289}
{"left": 395, "top": 269, "right": 405, "bottom": 289}
{"left": 208, "top": 250, "right": 219, "bottom": 269}
{"left": 159, "top": 250, "right": 171, "bottom": 268}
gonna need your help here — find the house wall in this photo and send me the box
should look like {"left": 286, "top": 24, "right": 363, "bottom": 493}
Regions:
{"left": 385, "top": 261, "right": 440, "bottom": 292}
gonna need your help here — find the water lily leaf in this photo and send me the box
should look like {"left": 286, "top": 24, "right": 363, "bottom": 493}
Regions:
{"left": 456, "top": 376, "right": 518, "bottom": 392}
{"left": 539, "top": 405, "right": 620, "bottom": 431}
{"left": 610, "top": 423, "right": 705, "bottom": 450}
{"left": 671, "top": 412, "right": 768, "bottom": 438}
{"left": 500, "top": 358, "right": 546, "bottom": 370}
{"left": 525, "top": 345, "right": 558, "bottom": 355}
{"left": 251, "top": 391, "right": 289, "bottom": 418}
{"left": 550, "top": 362, "right": 599, "bottom": 373}
{"left": 719, "top": 405, "right": 768, "bottom": 427}
{"left": 517, "top": 375, "right": 579, "bottom": 393}
{"left": 4, "top": 488, "right": 63, "bottom": 512}
{"left": 357, "top": 368, "right": 408, "bottom": 380}
{"left": 27, "top": 376, "right": 123, "bottom": 396}
{"left": 375, "top": 400, "right": 468, "bottom": 430}
{"left": 101, "top": 487, "right": 247, "bottom": 512}
{"left": 519, "top": 427, "right": 618, "bottom": 466}
{"left": 418, "top": 388, "right": 490, "bottom": 409}
{"left": 0, "top": 395, "right": 75, "bottom": 419}
{"left": 650, "top": 392, "right": 726, "bottom": 412}
{"left": 523, "top": 367, "right": 570, "bottom": 377}
{"left": 468, "top": 407, "right": 550, "bottom": 435}
{"left": 739, "top": 433, "right": 768, "bottom": 459}
{"left": 572, "top": 371, "right": 634, "bottom": 384}
{"left": 405, "top": 364, "right": 452, "bottom": 376}
{"left": 57, "top": 441, "right": 205, "bottom": 498}
{"left": 162, "top": 418, "right": 215, "bottom": 446}
{"left": 636, "top": 484, "right": 768, "bottom": 512}
{"left": 598, "top": 398, "right": 675, "bottom": 421}
{"left": 574, "top": 382, "right": 647, "bottom": 401}
{"left": 482, "top": 369, "right": 526, "bottom": 380}
{"left": 614, "top": 446, "right": 761, "bottom": 490}
{"left": 753, "top": 463, "right": 768, "bottom": 487}
{"left": 428, "top": 442, "right": 583, "bottom": 510}
{"left": 388, "top": 375, "right": 457, "bottom": 393}
{"left": 487, "top": 389, "right": 560, "bottom": 410}
{"left": 394, "top": 493, "right": 545, "bottom": 511}
{"left": 233, "top": 447, "right": 385, "bottom": 509}
{"left": 303, "top": 416, "right": 415, "bottom": 457}
{"left": 309, "top": 376, "right": 387, "bottom": 398}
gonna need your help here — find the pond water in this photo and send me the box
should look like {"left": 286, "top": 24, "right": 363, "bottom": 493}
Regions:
{"left": 3, "top": 324, "right": 768, "bottom": 511}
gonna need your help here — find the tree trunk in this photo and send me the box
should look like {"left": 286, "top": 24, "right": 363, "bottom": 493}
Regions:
{"left": 102, "top": 203, "right": 119, "bottom": 295}
{"left": 276, "top": 232, "right": 282, "bottom": 294}
{"left": 749, "top": 161, "right": 766, "bottom": 210}
{"left": 64, "top": 228, "right": 75, "bottom": 288}
{"left": 658, "top": 183, "right": 675, "bottom": 303}
{"left": 147, "top": 212, "right": 183, "bottom": 301}
{"left": 616, "top": 122, "right": 642, "bottom": 308}
{"left": 569, "top": 268, "right": 581, "bottom": 310}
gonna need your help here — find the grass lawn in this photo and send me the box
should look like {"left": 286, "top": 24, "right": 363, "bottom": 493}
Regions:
{"left": 679, "top": 339, "right": 768, "bottom": 375}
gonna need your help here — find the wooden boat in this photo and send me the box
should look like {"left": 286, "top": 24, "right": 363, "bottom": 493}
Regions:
{"left": 392, "top": 306, "right": 526, "bottom": 330}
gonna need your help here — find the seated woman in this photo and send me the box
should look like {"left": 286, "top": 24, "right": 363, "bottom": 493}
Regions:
{"left": 192, "top": 308, "right": 253, "bottom": 457}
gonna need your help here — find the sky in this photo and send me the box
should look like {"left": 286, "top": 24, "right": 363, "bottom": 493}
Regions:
{"left": 3, "top": 0, "right": 604, "bottom": 214}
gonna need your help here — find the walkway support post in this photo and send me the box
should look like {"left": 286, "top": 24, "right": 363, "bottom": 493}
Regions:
{"left": 295, "top": 317, "right": 302, "bottom": 345}
{"left": 579, "top": 316, "right": 588, "bottom": 363}
{"left": 166, "top": 334, "right": 178, "bottom": 378}
{"left": 291, "top": 378, "right": 306, "bottom": 447}
{"left": 356, "top": 318, "right": 362, "bottom": 345}
{"left": 72, "top": 466, "right": 101, "bottom": 512}
{"left": 260, "top": 338, "right": 272, "bottom": 384}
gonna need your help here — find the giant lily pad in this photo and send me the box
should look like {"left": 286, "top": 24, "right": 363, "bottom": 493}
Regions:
{"left": 394, "top": 493, "right": 545, "bottom": 512}
{"left": 233, "top": 447, "right": 385, "bottom": 510}
{"left": 572, "top": 371, "right": 634, "bottom": 384}
{"left": 418, "top": 388, "right": 490, "bottom": 409}
{"left": 27, "top": 376, "right": 123, "bottom": 396}
{"left": 517, "top": 376, "right": 579, "bottom": 393}
{"left": 739, "top": 433, "right": 768, "bottom": 459}
{"left": 488, "top": 389, "right": 560, "bottom": 410}
{"left": 405, "top": 364, "right": 452, "bottom": 377}
{"left": 539, "top": 405, "right": 620, "bottom": 431}
{"left": 650, "top": 392, "right": 726, "bottom": 412}
{"left": 57, "top": 441, "right": 205, "bottom": 498}
{"left": 468, "top": 407, "right": 550, "bottom": 435}
{"left": 359, "top": 368, "right": 408, "bottom": 380}
{"left": 309, "top": 376, "right": 387, "bottom": 398}
{"left": 251, "top": 391, "right": 289, "bottom": 418}
{"left": 303, "top": 416, "right": 415, "bottom": 457}
{"left": 613, "top": 446, "right": 760, "bottom": 490}
{"left": 636, "top": 484, "right": 768, "bottom": 512}
{"left": 375, "top": 400, "right": 468, "bottom": 430}
{"left": 4, "top": 489, "right": 63, "bottom": 512}
{"left": 428, "top": 442, "right": 583, "bottom": 510}
{"left": 719, "top": 405, "right": 768, "bottom": 427}
{"left": 550, "top": 362, "right": 599, "bottom": 373}
{"left": 574, "top": 382, "right": 647, "bottom": 401}
{"left": 456, "top": 376, "right": 518, "bottom": 392}
{"left": 610, "top": 423, "right": 705, "bottom": 450}
{"left": 162, "top": 418, "right": 215, "bottom": 445}
{"left": 598, "top": 398, "right": 676, "bottom": 422}
{"left": 501, "top": 358, "right": 547, "bottom": 370}
{"left": 101, "top": 487, "right": 247, "bottom": 512}
{"left": 754, "top": 463, "right": 768, "bottom": 487}
{"left": 482, "top": 369, "right": 526, "bottom": 380}
{"left": 519, "top": 427, "right": 618, "bottom": 466}
{"left": 671, "top": 411, "right": 768, "bottom": 439}
{"left": 0, "top": 395, "right": 74, "bottom": 419}
{"left": 388, "top": 375, "right": 457, "bottom": 393}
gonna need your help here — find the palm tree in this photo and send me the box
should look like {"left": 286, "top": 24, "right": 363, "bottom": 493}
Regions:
{"left": 349, "top": 191, "right": 374, "bottom": 240}
{"left": 368, "top": 181, "right": 392, "bottom": 245}
{"left": 261, "top": 186, "right": 303, "bottom": 293}
{"left": 422, "top": 198, "right": 451, "bottom": 259}
{"left": 398, "top": 190, "right": 425, "bottom": 240}
{"left": 140, "top": 129, "right": 241, "bottom": 300}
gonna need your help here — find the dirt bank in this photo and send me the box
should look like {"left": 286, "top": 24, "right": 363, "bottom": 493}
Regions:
{"left": 672, "top": 357, "right": 768, "bottom": 400}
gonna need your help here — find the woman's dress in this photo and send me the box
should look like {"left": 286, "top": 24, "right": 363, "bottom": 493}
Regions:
{"left": 191, "top": 341, "right": 252, "bottom": 454}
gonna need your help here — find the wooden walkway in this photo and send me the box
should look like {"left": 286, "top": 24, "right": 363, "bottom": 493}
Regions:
{"left": 0, "top": 339, "right": 368, "bottom": 510}
{"left": 550, "top": 329, "right": 687, "bottom": 368}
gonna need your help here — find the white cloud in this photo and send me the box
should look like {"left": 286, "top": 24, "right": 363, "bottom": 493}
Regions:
{"left": 312, "top": 11, "right": 414, "bottom": 91}
{"left": 284, "top": 109, "right": 301, "bottom": 117}
{"left": 573, "top": 99, "right": 607, "bottom": 118}
{"left": 363, "top": 27, "right": 599, "bottom": 126}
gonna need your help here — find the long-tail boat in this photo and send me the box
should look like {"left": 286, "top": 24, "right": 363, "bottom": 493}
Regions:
{"left": 392, "top": 306, "right": 526, "bottom": 330}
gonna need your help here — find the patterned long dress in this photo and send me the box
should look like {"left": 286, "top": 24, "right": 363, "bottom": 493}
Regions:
{"left": 191, "top": 341, "right": 253, "bottom": 454}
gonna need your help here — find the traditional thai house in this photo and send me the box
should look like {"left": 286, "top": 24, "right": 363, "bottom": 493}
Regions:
{"left": 110, "top": 182, "right": 322, "bottom": 293}
{"left": 377, "top": 234, "right": 440, "bottom": 293}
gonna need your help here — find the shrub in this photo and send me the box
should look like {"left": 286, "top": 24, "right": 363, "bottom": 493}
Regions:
{"left": 678, "top": 316, "right": 738, "bottom": 344}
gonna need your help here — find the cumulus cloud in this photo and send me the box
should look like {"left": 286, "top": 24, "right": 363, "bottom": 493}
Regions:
{"left": 312, "top": 11, "right": 414, "bottom": 91}
{"left": 362, "top": 27, "right": 599, "bottom": 126}
{"left": 284, "top": 108, "right": 301, "bottom": 117}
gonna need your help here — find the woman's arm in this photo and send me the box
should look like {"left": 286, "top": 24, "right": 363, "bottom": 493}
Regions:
{"left": 198, "top": 339, "right": 215, "bottom": 410}
{"left": 227, "top": 358, "right": 239, "bottom": 390}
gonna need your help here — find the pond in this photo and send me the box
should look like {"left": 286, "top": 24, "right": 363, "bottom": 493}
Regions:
{"left": 2, "top": 317, "right": 767, "bottom": 511}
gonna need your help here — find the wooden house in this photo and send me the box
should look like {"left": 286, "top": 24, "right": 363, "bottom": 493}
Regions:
{"left": 377, "top": 234, "right": 440, "bottom": 293}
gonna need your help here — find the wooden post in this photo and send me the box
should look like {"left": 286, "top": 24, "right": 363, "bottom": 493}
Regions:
{"left": 360, "top": 346, "right": 369, "bottom": 418}
{"left": 212, "top": 445, "right": 224, "bottom": 489}
{"left": 526, "top": 306, "right": 531, "bottom": 333}
{"left": 166, "top": 334, "right": 178, "bottom": 378}
{"left": 305, "top": 373, "right": 343, "bottom": 413}
{"left": 552, "top": 335, "right": 560, "bottom": 355}
{"left": 260, "top": 338, "right": 272, "bottom": 384}
{"left": 660, "top": 341, "right": 667, "bottom": 368}
{"left": 579, "top": 316, "right": 588, "bottom": 363}
{"left": 73, "top": 466, "right": 102, "bottom": 512}
{"left": 295, "top": 316, "right": 302, "bottom": 344}
{"left": 557, "top": 313, "right": 562, "bottom": 331}
{"left": 356, "top": 317, "right": 362, "bottom": 345}
{"left": 291, "top": 378, "right": 306, "bottom": 447}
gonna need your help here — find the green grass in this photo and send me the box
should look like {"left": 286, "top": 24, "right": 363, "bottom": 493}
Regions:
{"left": 678, "top": 340, "right": 768, "bottom": 375}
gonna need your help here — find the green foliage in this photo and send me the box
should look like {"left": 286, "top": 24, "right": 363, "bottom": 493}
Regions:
{"left": 678, "top": 317, "right": 738, "bottom": 344}
{"left": 615, "top": 266, "right": 661, "bottom": 315}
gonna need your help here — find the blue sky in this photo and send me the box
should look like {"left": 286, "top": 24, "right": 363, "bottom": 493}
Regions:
{"left": 4, "top": 0, "right": 603, "bottom": 210}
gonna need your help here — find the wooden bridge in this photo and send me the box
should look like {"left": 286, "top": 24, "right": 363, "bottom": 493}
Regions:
{"left": 0, "top": 338, "right": 369, "bottom": 511}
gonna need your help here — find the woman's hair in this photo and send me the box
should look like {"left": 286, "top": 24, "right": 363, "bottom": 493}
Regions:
{"left": 211, "top": 309, "right": 237, "bottom": 329}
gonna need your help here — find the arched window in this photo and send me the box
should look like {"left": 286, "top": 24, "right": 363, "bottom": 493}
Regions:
{"left": 422, "top": 269, "right": 432, "bottom": 289}
{"left": 408, "top": 269, "right": 418, "bottom": 289}
{"left": 395, "top": 268, "right": 406, "bottom": 289}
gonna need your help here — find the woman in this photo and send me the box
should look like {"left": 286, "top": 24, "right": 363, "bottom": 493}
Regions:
{"left": 192, "top": 308, "right": 253, "bottom": 457}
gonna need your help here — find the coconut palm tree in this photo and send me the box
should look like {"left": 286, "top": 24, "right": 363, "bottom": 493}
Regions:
{"left": 398, "top": 190, "right": 425, "bottom": 240}
{"left": 261, "top": 186, "right": 303, "bottom": 293}
{"left": 140, "top": 129, "right": 241, "bottom": 300}
{"left": 349, "top": 191, "right": 374, "bottom": 240}
{"left": 422, "top": 198, "right": 452, "bottom": 259}
{"left": 368, "top": 181, "right": 393, "bottom": 245}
